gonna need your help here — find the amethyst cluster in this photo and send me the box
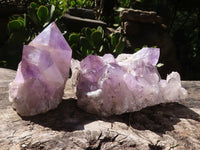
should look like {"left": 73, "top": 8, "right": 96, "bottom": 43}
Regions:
{"left": 9, "top": 22, "right": 72, "bottom": 116}
{"left": 9, "top": 22, "right": 187, "bottom": 117}
{"left": 74, "top": 48, "right": 187, "bottom": 116}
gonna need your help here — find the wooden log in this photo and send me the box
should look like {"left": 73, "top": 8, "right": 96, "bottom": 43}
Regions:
{"left": 120, "top": 9, "right": 162, "bottom": 23}
{"left": 0, "top": 68, "right": 200, "bottom": 149}
{"left": 68, "top": 8, "right": 96, "bottom": 19}
{"left": 61, "top": 14, "right": 106, "bottom": 32}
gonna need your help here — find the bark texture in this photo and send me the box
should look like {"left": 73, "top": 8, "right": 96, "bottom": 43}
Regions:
{"left": 0, "top": 68, "right": 200, "bottom": 150}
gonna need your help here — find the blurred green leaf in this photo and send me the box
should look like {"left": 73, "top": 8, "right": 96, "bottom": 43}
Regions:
{"left": 9, "top": 31, "right": 26, "bottom": 43}
{"left": 111, "top": 35, "right": 116, "bottom": 47}
{"left": 84, "top": 28, "right": 92, "bottom": 38}
{"left": 80, "top": 36, "right": 91, "bottom": 50}
{"left": 37, "top": 5, "right": 49, "bottom": 22}
{"left": 68, "top": 0, "right": 94, "bottom": 8}
{"left": 77, "top": 0, "right": 82, "bottom": 6}
{"left": 70, "top": 1, "right": 76, "bottom": 7}
{"left": 28, "top": 6, "right": 39, "bottom": 25}
{"left": 114, "top": 38, "right": 125, "bottom": 55}
{"left": 91, "top": 31, "right": 103, "bottom": 48}
{"left": 30, "top": 2, "right": 38, "bottom": 10}
{"left": 68, "top": 33, "right": 80, "bottom": 44}
{"left": 91, "top": 28, "right": 96, "bottom": 32}
{"left": 9, "top": 15, "right": 21, "bottom": 21}
{"left": 97, "top": 26, "right": 104, "bottom": 38}
{"left": 71, "top": 43, "right": 78, "bottom": 50}
{"left": 87, "top": 49, "right": 93, "bottom": 56}
{"left": 7, "top": 20, "right": 24, "bottom": 32}
{"left": 111, "top": 33, "right": 120, "bottom": 47}
{"left": 17, "top": 16, "right": 24, "bottom": 21}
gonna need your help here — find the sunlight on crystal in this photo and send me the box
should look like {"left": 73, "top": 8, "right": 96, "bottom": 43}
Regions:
{"left": 73, "top": 47, "right": 187, "bottom": 116}
{"left": 9, "top": 22, "right": 72, "bottom": 116}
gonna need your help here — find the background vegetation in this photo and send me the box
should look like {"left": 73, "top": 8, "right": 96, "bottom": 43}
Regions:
{"left": 0, "top": 0, "right": 200, "bottom": 80}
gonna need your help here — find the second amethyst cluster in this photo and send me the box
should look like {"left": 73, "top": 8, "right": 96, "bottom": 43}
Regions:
{"left": 74, "top": 48, "right": 187, "bottom": 116}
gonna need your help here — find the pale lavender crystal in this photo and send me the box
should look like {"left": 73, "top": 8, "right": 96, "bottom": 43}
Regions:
{"left": 74, "top": 47, "right": 187, "bottom": 116}
{"left": 9, "top": 22, "right": 72, "bottom": 116}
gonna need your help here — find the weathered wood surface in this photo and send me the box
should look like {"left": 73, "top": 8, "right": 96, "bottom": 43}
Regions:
{"left": 0, "top": 68, "right": 200, "bottom": 150}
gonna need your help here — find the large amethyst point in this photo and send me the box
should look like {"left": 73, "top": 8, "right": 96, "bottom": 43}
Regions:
{"left": 75, "top": 47, "right": 187, "bottom": 116}
{"left": 9, "top": 22, "right": 72, "bottom": 116}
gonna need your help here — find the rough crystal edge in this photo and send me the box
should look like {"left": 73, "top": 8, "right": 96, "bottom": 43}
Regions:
{"left": 8, "top": 22, "right": 72, "bottom": 116}
{"left": 73, "top": 48, "right": 187, "bottom": 116}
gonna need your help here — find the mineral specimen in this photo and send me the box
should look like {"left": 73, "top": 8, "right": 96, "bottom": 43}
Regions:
{"left": 74, "top": 47, "right": 187, "bottom": 116}
{"left": 9, "top": 22, "right": 72, "bottom": 116}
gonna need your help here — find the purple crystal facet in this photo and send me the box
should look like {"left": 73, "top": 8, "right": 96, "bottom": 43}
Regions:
{"left": 74, "top": 47, "right": 187, "bottom": 116}
{"left": 9, "top": 22, "right": 72, "bottom": 116}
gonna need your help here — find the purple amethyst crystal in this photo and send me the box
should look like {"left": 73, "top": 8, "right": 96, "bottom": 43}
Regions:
{"left": 9, "top": 22, "right": 72, "bottom": 116}
{"left": 74, "top": 47, "right": 187, "bottom": 116}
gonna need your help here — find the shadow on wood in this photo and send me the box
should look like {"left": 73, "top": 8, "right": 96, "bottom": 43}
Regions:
{"left": 22, "top": 99, "right": 200, "bottom": 135}
{"left": 21, "top": 98, "right": 98, "bottom": 132}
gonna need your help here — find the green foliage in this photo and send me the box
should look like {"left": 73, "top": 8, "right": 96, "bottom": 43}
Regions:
{"left": 28, "top": 2, "right": 56, "bottom": 26}
{"left": 69, "top": 33, "right": 79, "bottom": 43}
{"left": 37, "top": 6, "right": 49, "bottom": 22}
{"left": 3, "top": 0, "right": 66, "bottom": 69}
{"left": 7, "top": 15, "right": 27, "bottom": 43}
{"left": 68, "top": 26, "right": 125, "bottom": 60}
{"left": 67, "top": 0, "right": 94, "bottom": 9}
{"left": 119, "top": 0, "right": 132, "bottom": 8}
{"left": 91, "top": 31, "right": 103, "bottom": 49}
{"left": 7, "top": 19, "right": 25, "bottom": 32}
{"left": 33, "top": 0, "right": 67, "bottom": 18}
{"left": 7, "top": 0, "right": 66, "bottom": 44}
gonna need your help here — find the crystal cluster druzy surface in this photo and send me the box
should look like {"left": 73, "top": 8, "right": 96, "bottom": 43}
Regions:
{"left": 9, "top": 22, "right": 72, "bottom": 116}
{"left": 75, "top": 48, "right": 187, "bottom": 116}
